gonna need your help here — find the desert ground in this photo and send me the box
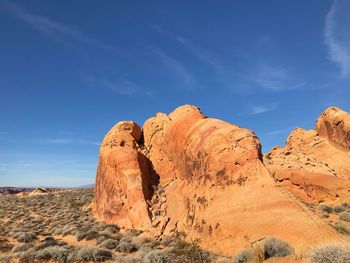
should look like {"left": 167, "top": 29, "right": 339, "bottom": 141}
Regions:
{"left": 0, "top": 188, "right": 349, "bottom": 263}
{"left": 0, "top": 189, "right": 218, "bottom": 263}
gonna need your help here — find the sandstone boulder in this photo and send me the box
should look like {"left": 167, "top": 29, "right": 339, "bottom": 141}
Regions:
{"left": 94, "top": 105, "right": 346, "bottom": 256}
{"left": 93, "top": 121, "right": 157, "bottom": 229}
{"left": 264, "top": 107, "right": 350, "bottom": 204}
{"left": 316, "top": 106, "right": 350, "bottom": 150}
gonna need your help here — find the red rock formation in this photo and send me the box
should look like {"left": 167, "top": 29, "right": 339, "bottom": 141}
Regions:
{"left": 264, "top": 107, "right": 350, "bottom": 204}
{"left": 93, "top": 121, "right": 157, "bottom": 229}
{"left": 94, "top": 105, "right": 347, "bottom": 256}
{"left": 316, "top": 106, "right": 350, "bottom": 150}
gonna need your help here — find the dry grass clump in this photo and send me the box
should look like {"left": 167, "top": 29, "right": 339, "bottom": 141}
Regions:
{"left": 332, "top": 222, "right": 350, "bottom": 236}
{"left": 339, "top": 211, "right": 350, "bottom": 222}
{"left": 307, "top": 244, "right": 350, "bottom": 263}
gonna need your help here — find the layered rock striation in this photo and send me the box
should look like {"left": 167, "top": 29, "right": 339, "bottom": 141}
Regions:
{"left": 264, "top": 107, "right": 350, "bottom": 204}
{"left": 94, "top": 105, "right": 347, "bottom": 255}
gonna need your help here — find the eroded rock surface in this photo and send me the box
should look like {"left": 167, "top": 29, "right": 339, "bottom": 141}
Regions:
{"left": 94, "top": 105, "right": 346, "bottom": 256}
{"left": 93, "top": 121, "right": 158, "bottom": 229}
{"left": 316, "top": 106, "right": 350, "bottom": 150}
{"left": 264, "top": 107, "right": 350, "bottom": 204}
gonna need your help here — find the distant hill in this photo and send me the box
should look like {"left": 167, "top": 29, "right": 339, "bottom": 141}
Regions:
{"left": 0, "top": 187, "right": 61, "bottom": 195}
{"left": 78, "top": 184, "right": 94, "bottom": 189}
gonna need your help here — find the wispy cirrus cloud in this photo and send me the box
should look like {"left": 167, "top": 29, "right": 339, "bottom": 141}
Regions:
{"left": 253, "top": 64, "right": 306, "bottom": 92}
{"left": 87, "top": 75, "right": 153, "bottom": 97}
{"left": 324, "top": 0, "right": 350, "bottom": 78}
{"left": 34, "top": 138, "right": 100, "bottom": 146}
{"left": 248, "top": 105, "right": 276, "bottom": 115}
{"left": 4, "top": 2, "right": 120, "bottom": 53}
{"left": 151, "top": 47, "right": 195, "bottom": 89}
{"left": 152, "top": 25, "right": 221, "bottom": 69}
{"left": 241, "top": 104, "right": 277, "bottom": 116}
{"left": 267, "top": 126, "right": 295, "bottom": 136}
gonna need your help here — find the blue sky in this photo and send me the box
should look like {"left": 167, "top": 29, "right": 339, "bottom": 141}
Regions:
{"left": 0, "top": 0, "right": 349, "bottom": 187}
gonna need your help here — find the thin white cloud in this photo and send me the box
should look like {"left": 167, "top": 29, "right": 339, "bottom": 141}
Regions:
{"left": 241, "top": 104, "right": 277, "bottom": 116}
{"left": 253, "top": 64, "right": 307, "bottom": 92}
{"left": 249, "top": 105, "right": 276, "bottom": 115}
{"left": 152, "top": 48, "right": 195, "bottom": 89}
{"left": 267, "top": 127, "right": 295, "bottom": 136}
{"left": 4, "top": 2, "right": 120, "bottom": 53}
{"left": 324, "top": 0, "right": 350, "bottom": 78}
{"left": 97, "top": 78, "right": 136, "bottom": 96}
{"left": 87, "top": 75, "right": 153, "bottom": 97}
{"left": 34, "top": 138, "right": 99, "bottom": 146}
{"left": 152, "top": 25, "right": 220, "bottom": 69}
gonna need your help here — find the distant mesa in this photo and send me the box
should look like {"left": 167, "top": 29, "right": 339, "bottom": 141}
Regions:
{"left": 79, "top": 184, "right": 95, "bottom": 189}
{"left": 93, "top": 105, "right": 349, "bottom": 255}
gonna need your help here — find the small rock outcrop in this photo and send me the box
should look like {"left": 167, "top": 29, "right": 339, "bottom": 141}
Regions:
{"left": 316, "top": 106, "right": 350, "bottom": 150}
{"left": 94, "top": 105, "right": 346, "bottom": 255}
{"left": 264, "top": 107, "right": 350, "bottom": 204}
{"left": 28, "top": 188, "right": 49, "bottom": 196}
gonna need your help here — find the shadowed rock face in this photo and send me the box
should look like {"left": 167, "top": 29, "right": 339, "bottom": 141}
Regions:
{"left": 264, "top": 107, "right": 350, "bottom": 204}
{"left": 93, "top": 121, "right": 158, "bottom": 229}
{"left": 94, "top": 105, "right": 346, "bottom": 256}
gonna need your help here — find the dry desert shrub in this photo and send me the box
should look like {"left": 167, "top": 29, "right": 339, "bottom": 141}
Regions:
{"left": 0, "top": 256, "right": 13, "bottom": 263}
{"left": 99, "top": 238, "right": 119, "bottom": 250}
{"left": 142, "top": 249, "right": 170, "bottom": 263}
{"left": 232, "top": 248, "right": 253, "bottom": 263}
{"left": 164, "top": 238, "right": 213, "bottom": 263}
{"left": 263, "top": 237, "right": 293, "bottom": 259}
{"left": 307, "top": 244, "right": 350, "bottom": 263}
{"left": 74, "top": 246, "right": 113, "bottom": 262}
{"left": 339, "top": 211, "right": 350, "bottom": 222}
{"left": 318, "top": 204, "right": 333, "bottom": 214}
{"left": 13, "top": 231, "right": 37, "bottom": 243}
{"left": 0, "top": 237, "right": 13, "bottom": 253}
{"left": 35, "top": 245, "right": 71, "bottom": 262}
{"left": 116, "top": 237, "right": 138, "bottom": 253}
{"left": 233, "top": 237, "right": 294, "bottom": 263}
{"left": 332, "top": 222, "right": 350, "bottom": 236}
{"left": 11, "top": 243, "right": 33, "bottom": 253}
{"left": 114, "top": 254, "right": 143, "bottom": 263}
{"left": 333, "top": 204, "right": 346, "bottom": 213}
{"left": 18, "top": 248, "right": 37, "bottom": 263}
